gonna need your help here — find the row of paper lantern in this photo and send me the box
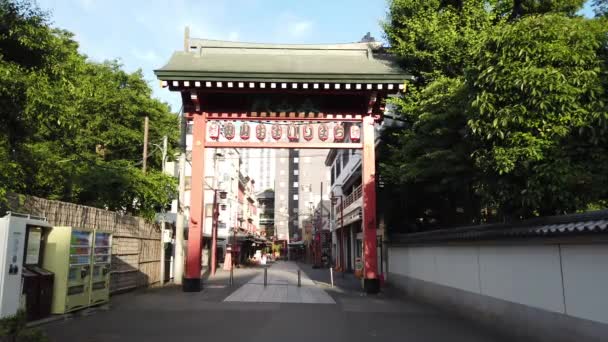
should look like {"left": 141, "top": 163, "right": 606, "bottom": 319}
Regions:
{"left": 208, "top": 122, "right": 361, "bottom": 142}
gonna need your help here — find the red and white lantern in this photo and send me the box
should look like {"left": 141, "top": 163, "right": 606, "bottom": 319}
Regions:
{"left": 224, "top": 122, "right": 235, "bottom": 140}
{"left": 303, "top": 124, "right": 313, "bottom": 141}
{"left": 349, "top": 125, "right": 361, "bottom": 143}
{"left": 334, "top": 124, "right": 345, "bottom": 142}
{"left": 288, "top": 124, "right": 299, "bottom": 142}
{"left": 256, "top": 124, "right": 266, "bottom": 140}
{"left": 208, "top": 121, "right": 220, "bottom": 140}
{"left": 271, "top": 124, "right": 282, "bottom": 140}
{"left": 318, "top": 124, "right": 329, "bottom": 141}
{"left": 240, "top": 123, "right": 250, "bottom": 140}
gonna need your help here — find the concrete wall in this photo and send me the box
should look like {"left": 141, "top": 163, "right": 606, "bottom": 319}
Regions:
{"left": 388, "top": 243, "right": 608, "bottom": 342}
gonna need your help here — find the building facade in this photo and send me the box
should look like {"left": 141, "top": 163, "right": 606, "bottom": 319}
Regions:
{"left": 274, "top": 148, "right": 294, "bottom": 242}
{"left": 239, "top": 148, "right": 276, "bottom": 192}
{"left": 274, "top": 149, "right": 330, "bottom": 243}
{"left": 256, "top": 190, "right": 275, "bottom": 238}
{"left": 325, "top": 146, "right": 366, "bottom": 273}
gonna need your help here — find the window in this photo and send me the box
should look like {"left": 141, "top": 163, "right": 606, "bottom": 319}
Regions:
{"left": 294, "top": 170, "right": 299, "bottom": 176}
{"left": 294, "top": 157, "right": 299, "bottom": 163}
{"left": 293, "top": 194, "right": 299, "bottom": 200}
{"left": 342, "top": 150, "right": 349, "bottom": 167}
{"left": 336, "top": 159, "right": 342, "bottom": 179}
{"left": 331, "top": 166, "right": 335, "bottom": 184}
{"left": 293, "top": 182, "right": 299, "bottom": 188}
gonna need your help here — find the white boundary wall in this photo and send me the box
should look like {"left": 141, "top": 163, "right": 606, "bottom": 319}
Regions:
{"left": 388, "top": 243, "right": 608, "bottom": 341}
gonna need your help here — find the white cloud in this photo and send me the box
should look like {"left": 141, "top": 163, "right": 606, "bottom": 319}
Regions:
{"left": 288, "top": 20, "right": 313, "bottom": 37}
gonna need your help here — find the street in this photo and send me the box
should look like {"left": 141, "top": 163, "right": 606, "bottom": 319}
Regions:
{"left": 42, "top": 262, "right": 506, "bottom": 342}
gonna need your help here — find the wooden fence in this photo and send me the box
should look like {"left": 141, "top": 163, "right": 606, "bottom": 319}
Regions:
{"left": 6, "top": 194, "right": 161, "bottom": 293}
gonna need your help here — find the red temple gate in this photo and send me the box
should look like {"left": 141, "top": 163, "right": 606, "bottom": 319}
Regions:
{"left": 155, "top": 33, "right": 409, "bottom": 293}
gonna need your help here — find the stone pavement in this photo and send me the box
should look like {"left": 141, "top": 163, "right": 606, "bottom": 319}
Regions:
{"left": 223, "top": 261, "right": 335, "bottom": 304}
{"left": 41, "top": 261, "right": 508, "bottom": 342}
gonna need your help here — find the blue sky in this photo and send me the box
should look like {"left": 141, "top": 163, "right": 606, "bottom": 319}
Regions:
{"left": 35, "top": 0, "right": 390, "bottom": 111}
{"left": 34, "top": 0, "right": 596, "bottom": 112}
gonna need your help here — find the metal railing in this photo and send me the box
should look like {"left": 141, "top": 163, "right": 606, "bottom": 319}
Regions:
{"left": 342, "top": 184, "right": 362, "bottom": 209}
{"left": 333, "top": 184, "right": 363, "bottom": 228}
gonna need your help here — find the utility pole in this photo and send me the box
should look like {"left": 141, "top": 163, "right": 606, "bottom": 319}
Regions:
{"left": 142, "top": 116, "right": 149, "bottom": 173}
{"left": 211, "top": 190, "right": 218, "bottom": 275}
{"left": 174, "top": 114, "right": 187, "bottom": 285}
{"left": 159, "top": 136, "right": 168, "bottom": 287}
{"left": 211, "top": 149, "right": 220, "bottom": 276}
{"left": 320, "top": 181, "right": 323, "bottom": 232}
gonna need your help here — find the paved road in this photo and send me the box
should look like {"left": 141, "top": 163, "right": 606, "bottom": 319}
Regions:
{"left": 42, "top": 261, "right": 507, "bottom": 342}
{"left": 224, "top": 261, "right": 334, "bottom": 303}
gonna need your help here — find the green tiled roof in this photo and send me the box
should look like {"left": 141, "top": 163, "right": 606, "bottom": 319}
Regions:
{"left": 154, "top": 39, "right": 410, "bottom": 83}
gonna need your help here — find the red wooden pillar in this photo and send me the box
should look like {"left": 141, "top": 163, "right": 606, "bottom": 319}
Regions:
{"left": 184, "top": 112, "right": 206, "bottom": 291}
{"left": 362, "top": 115, "right": 379, "bottom": 293}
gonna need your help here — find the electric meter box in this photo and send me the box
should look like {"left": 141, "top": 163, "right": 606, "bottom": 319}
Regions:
{"left": 42, "top": 227, "right": 112, "bottom": 314}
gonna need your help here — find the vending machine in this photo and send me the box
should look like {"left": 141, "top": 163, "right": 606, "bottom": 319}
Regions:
{"left": 43, "top": 227, "right": 93, "bottom": 314}
{"left": 42, "top": 227, "right": 112, "bottom": 314}
{"left": 89, "top": 231, "right": 111, "bottom": 306}
{"left": 0, "top": 212, "right": 53, "bottom": 320}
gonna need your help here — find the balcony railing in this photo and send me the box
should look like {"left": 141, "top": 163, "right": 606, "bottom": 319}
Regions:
{"left": 342, "top": 184, "right": 362, "bottom": 209}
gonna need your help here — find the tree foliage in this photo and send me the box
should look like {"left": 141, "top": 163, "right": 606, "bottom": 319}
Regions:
{"left": 0, "top": 0, "right": 178, "bottom": 219}
{"left": 592, "top": 0, "right": 608, "bottom": 16}
{"left": 382, "top": 0, "right": 608, "bottom": 228}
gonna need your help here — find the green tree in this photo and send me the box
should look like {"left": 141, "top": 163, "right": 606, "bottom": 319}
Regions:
{"left": 382, "top": 0, "right": 607, "bottom": 227}
{"left": 0, "top": 0, "right": 178, "bottom": 219}
{"left": 468, "top": 14, "right": 608, "bottom": 216}
{"left": 593, "top": 0, "right": 608, "bottom": 16}
{"left": 382, "top": 0, "right": 495, "bottom": 227}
